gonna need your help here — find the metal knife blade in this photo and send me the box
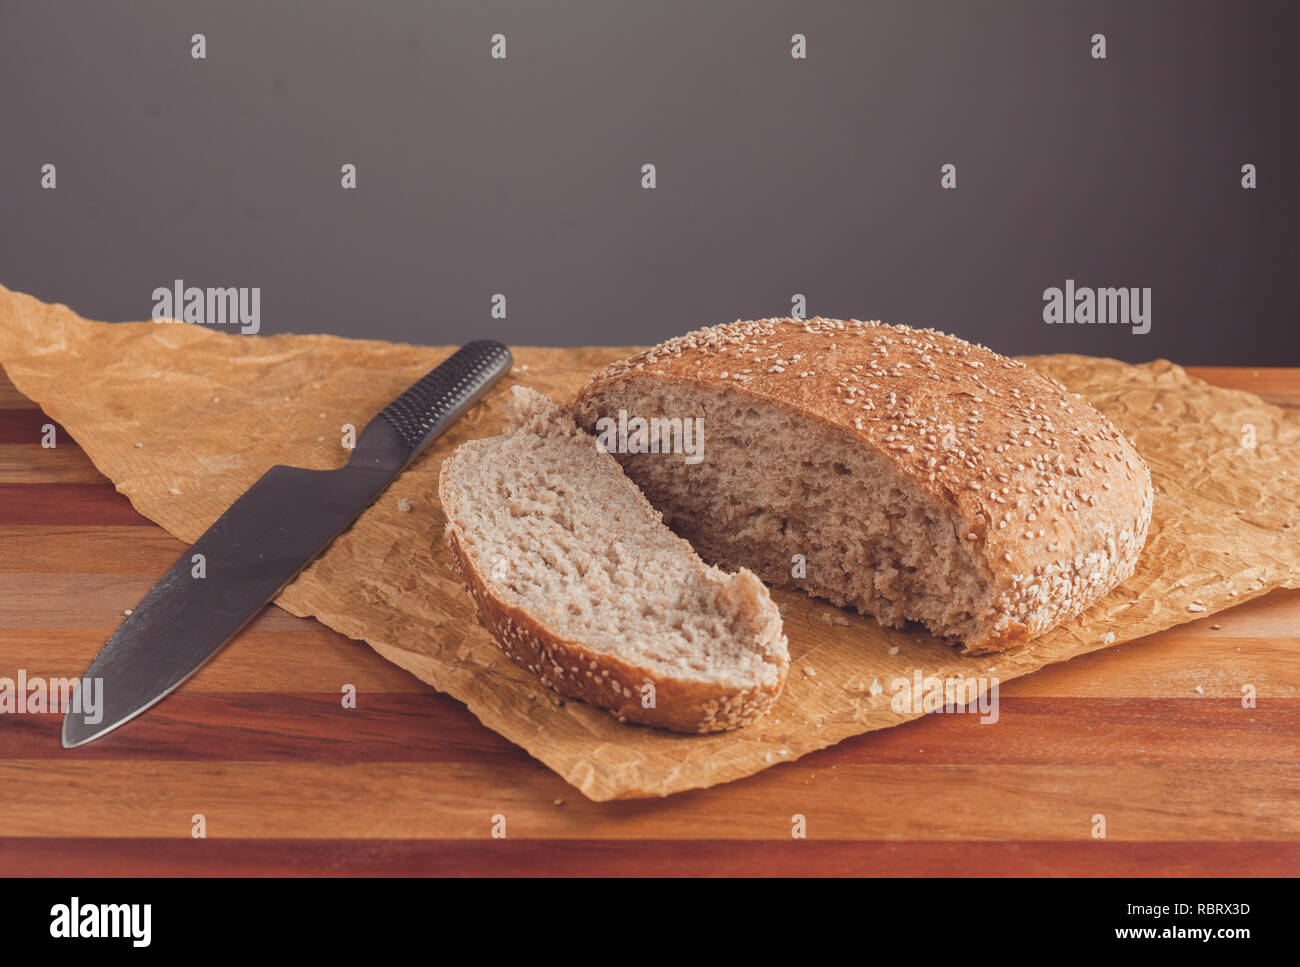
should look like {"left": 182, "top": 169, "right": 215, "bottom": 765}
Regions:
{"left": 61, "top": 339, "right": 512, "bottom": 748}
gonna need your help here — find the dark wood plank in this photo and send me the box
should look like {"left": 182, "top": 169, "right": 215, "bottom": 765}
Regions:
{"left": 2, "top": 838, "right": 1295, "bottom": 877}
{"left": 0, "top": 484, "right": 153, "bottom": 526}
{"left": 4, "top": 696, "right": 1295, "bottom": 766}
{"left": 2, "top": 693, "right": 530, "bottom": 765}
{"left": 0, "top": 410, "right": 68, "bottom": 444}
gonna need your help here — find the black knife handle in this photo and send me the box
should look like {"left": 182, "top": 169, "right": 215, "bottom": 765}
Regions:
{"left": 352, "top": 340, "right": 512, "bottom": 470}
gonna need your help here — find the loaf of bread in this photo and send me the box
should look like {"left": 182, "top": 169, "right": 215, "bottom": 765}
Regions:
{"left": 572, "top": 317, "right": 1153, "bottom": 654}
{"left": 439, "top": 386, "right": 789, "bottom": 732}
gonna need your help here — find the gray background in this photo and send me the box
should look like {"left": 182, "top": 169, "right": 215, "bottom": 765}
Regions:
{"left": 0, "top": 0, "right": 1293, "bottom": 362}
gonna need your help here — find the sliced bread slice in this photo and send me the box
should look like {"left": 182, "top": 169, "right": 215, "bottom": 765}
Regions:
{"left": 438, "top": 386, "right": 789, "bottom": 733}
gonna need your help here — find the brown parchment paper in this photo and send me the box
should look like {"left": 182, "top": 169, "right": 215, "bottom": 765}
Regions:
{"left": 2, "top": 283, "right": 1298, "bottom": 800}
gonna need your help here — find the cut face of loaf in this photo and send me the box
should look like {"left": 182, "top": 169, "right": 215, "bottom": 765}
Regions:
{"left": 572, "top": 318, "right": 1154, "bottom": 654}
{"left": 577, "top": 381, "right": 993, "bottom": 641}
{"left": 438, "top": 386, "right": 789, "bottom": 733}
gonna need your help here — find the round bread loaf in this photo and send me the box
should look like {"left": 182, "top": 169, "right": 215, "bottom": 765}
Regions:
{"left": 571, "top": 317, "right": 1153, "bottom": 654}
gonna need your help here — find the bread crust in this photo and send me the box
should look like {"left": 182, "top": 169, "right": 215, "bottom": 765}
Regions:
{"left": 572, "top": 317, "right": 1154, "bottom": 653}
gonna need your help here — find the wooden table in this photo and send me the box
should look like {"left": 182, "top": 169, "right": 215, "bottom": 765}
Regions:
{"left": 1, "top": 367, "right": 1297, "bottom": 877}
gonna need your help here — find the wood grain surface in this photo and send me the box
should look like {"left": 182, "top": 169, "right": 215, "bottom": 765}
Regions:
{"left": 0, "top": 367, "right": 1297, "bottom": 876}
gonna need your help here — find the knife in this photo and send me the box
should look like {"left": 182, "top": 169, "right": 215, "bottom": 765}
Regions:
{"left": 61, "top": 339, "right": 512, "bottom": 748}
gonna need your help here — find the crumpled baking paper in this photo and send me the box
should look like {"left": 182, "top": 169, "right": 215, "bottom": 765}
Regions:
{"left": 2, "top": 282, "right": 1297, "bottom": 800}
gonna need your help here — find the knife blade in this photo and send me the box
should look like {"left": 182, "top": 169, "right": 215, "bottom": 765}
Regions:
{"left": 60, "top": 339, "right": 512, "bottom": 748}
